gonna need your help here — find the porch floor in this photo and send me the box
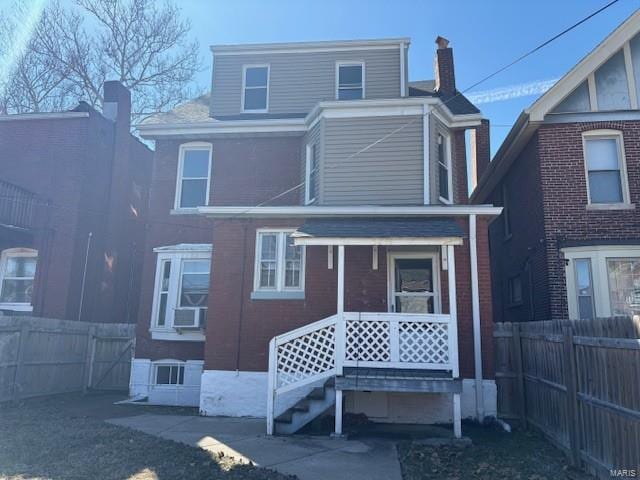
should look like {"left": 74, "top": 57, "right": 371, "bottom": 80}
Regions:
{"left": 337, "top": 367, "right": 461, "bottom": 393}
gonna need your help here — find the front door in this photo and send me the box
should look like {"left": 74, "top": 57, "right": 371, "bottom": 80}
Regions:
{"left": 389, "top": 254, "right": 439, "bottom": 313}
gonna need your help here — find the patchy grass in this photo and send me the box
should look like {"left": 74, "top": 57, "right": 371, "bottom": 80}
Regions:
{"left": 0, "top": 393, "right": 294, "bottom": 480}
{"left": 398, "top": 422, "right": 587, "bottom": 480}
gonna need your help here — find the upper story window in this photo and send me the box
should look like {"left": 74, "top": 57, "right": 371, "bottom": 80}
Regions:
{"left": 336, "top": 62, "right": 364, "bottom": 100}
{"left": 0, "top": 248, "right": 37, "bottom": 311}
{"left": 507, "top": 275, "right": 523, "bottom": 306}
{"left": 242, "top": 65, "right": 269, "bottom": 112}
{"left": 305, "top": 144, "right": 318, "bottom": 204}
{"left": 253, "top": 230, "right": 305, "bottom": 298}
{"left": 582, "top": 131, "right": 629, "bottom": 206}
{"left": 175, "top": 143, "right": 212, "bottom": 209}
{"left": 152, "top": 245, "right": 211, "bottom": 331}
{"left": 437, "top": 133, "right": 452, "bottom": 204}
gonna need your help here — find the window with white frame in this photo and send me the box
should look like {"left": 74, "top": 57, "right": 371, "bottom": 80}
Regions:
{"left": 242, "top": 65, "right": 269, "bottom": 112}
{"left": 564, "top": 246, "right": 640, "bottom": 319}
{"left": 437, "top": 133, "right": 452, "bottom": 203}
{"left": 254, "top": 230, "right": 305, "bottom": 293}
{"left": 175, "top": 143, "right": 212, "bottom": 209}
{"left": 152, "top": 246, "right": 211, "bottom": 330}
{"left": 0, "top": 248, "right": 37, "bottom": 311}
{"left": 582, "top": 131, "right": 629, "bottom": 205}
{"left": 305, "top": 144, "right": 318, "bottom": 204}
{"left": 336, "top": 62, "right": 364, "bottom": 100}
{"left": 154, "top": 362, "right": 185, "bottom": 386}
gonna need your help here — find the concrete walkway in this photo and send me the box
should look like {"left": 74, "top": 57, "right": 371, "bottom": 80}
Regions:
{"left": 107, "top": 414, "right": 402, "bottom": 480}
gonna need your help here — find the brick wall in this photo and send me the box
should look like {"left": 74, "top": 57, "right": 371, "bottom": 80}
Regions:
{"left": 537, "top": 121, "right": 640, "bottom": 319}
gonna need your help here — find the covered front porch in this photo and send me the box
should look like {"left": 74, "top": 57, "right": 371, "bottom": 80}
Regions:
{"left": 267, "top": 217, "right": 470, "bottom": 438}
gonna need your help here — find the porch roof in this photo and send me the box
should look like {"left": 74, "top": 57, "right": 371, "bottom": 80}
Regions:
{"left": 291, "top": 217, "right": 464, "bottom": 246}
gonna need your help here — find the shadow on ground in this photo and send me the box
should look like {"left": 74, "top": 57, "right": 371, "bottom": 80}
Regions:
{"left": 0, "top": 392, "right": 293, "bottom": 480}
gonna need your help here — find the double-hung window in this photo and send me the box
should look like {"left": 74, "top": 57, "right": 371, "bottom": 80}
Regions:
{"left": 253, "top": 230, "right": 305, "bottom": 297}
{"left": 437, "top": 133, "right": 452, "bottom": 203}
{"left": 336, "top": 62, "right": 364, "bottom": 100}
{"left": 574, "top": 258, "right": 595, "bottom": 320}
{"left": 583, "top": 131, "right": 629, "bottom": 205}
{"left": 0, "top": 248, "right": 37, "bottom": 311}
{"left": 242, "top": 65, "right": 269, "bottom": 112}
{"left": 507, "top": 275, "right": 523, "bottom": 306}
{"left": 152, "top": 245, "right": 211, "bottom": 334}
{"left": 175, "top": 143, "right": 212, "bottom": 209}
{"left": 305, "top": 144, "right": 318, "bottom": 204}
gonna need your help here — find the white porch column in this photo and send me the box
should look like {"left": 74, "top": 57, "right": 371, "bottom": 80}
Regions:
{"left": 334, "top": 245, "right": 345, "bottom": 437}
{"left": 470, "top": 214, "right": 485, "bottom": 421}
{"left": 446, "top": 245, "right": 459, "bottom": 379}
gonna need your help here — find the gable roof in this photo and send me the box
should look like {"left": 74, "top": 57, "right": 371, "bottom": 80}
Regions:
{"left": 471, "top": 9, "right": 640, "bottom": 203}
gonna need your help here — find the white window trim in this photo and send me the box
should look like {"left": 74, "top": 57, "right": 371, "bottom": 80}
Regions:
{"left": 241, "top": 64, "right": 270, "bottom": 113}
{"left": 335, "top": 61, "right": 365, "bottom": 101}
{"left": 0, "top": 248, "right": 37, "bottom": 312}
{"left": 253, "top": 229, "right": 306, "bottom": 296}
{"left": 150, "top": 245, "right": 211, "bottom": 341}
{"left": 563, "top": 245, "right": 640, "bottom": 319}
{"left": 305, "top": 144, "right": 318, "bottom": 205}
{"left": 174, "top": 142, "right": 213, "bottom": 211}
{"left": 438, "top": 133, "right": 453, "bottom": 204}
{"left": 581, "top": 130, "right": 631, "bottom": 207}
{"left": 151, "top": 360, "right": 186, "bottom": 388}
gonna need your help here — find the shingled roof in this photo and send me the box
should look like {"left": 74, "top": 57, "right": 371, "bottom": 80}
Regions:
{"left": 408, "top": 80, "right": 480, "bottom": 115}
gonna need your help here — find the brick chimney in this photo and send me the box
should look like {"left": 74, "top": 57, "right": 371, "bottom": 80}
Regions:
{"left": 102, "top": 80, "right": 131, "bottom": 129}
{"left": 470, "top": 119, "right": 491, "bottom": 188}
{"left": 434, "top": 36, "right": 456, "bottom": 96}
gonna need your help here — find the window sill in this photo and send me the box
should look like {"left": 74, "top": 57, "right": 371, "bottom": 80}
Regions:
{"left": 0, "top": 303, "right": 33, "bottom": 312}
{"left": 170, "top": 208, "right": 202, "bottom": 215}
{"left": 150, "top": 328, "right": 205, "bottom": 342}
{"left": 251, "top": 290, "right": 305, "bottom": 300}
{"left": 586, "top": 203, "right": 635, "bottom": 211}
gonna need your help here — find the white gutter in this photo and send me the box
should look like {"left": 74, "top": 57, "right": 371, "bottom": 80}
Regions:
{"left": 137, "top": 118, "right": 307, "bottom": 137}
{"left": 469, "top": 214, "right": 485, "bottom": 421}
{"left": 0, "top": 112, "right": 89, "bottom": 122}
{"left": 195, "top": 205, "right": 503, "bottom": 218}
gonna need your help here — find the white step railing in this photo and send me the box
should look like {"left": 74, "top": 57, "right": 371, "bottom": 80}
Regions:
{"left": 266, "top": 312, "right": 458, "bottom": 434}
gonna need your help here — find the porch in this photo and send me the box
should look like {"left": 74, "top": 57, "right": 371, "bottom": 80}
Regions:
{"left": 267, "top": 217, "right": 468, "bottom": 438}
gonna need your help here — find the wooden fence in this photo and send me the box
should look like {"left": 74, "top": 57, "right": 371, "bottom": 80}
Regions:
{"left": 494, "top": 317, "right": 640, "bottom": 478}
{"left": 0, "top": 316, "right": 135, "bottom": 402}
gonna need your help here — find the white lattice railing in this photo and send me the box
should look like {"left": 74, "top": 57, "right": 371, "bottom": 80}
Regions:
{"left": 266, "top": 312, "right": 458, "bottom": 434}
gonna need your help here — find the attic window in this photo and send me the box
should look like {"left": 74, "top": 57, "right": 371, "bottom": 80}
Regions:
{"left": 337, "top": 62, "right": 364, "bottom": 100}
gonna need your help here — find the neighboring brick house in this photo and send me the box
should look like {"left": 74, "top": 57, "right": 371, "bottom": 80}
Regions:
{"left": 133, "top": 37, "right": 500, "bottom": 437}
{"left": 0, "top": 81, "right": 152, "bottom": 324}
{"left": 472, "top": 12, "right": 640, "bottom": 323}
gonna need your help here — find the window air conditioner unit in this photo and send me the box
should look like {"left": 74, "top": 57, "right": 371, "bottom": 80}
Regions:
{"left": 174, "top": 308, "right": 206, "bottom": 330}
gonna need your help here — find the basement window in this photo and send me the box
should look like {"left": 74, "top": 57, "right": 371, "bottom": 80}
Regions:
{"left": 154, "top": 363, "right": 185, "bottom": 386}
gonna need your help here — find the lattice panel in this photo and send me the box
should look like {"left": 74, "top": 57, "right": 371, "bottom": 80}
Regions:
{"left": 345, "top": 320, "right": 391, "bottom": 362}
{"left": 276, "top": 325, "right": 335, "bottom": 388}
{"left": 399, "top": 322, "right": 449, "bottom": 364}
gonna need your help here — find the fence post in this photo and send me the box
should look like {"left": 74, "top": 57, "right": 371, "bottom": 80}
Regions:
{"left": 12, "top": 324, "right": 30, "bottom": 402}
{"left": 562, "top": 325, "right": 581, "bottom": 467}
{"left": 512, "top": 323, "right": 527, "bottom": 428}
{"left": 83, "top": 325, "right": 97, "bottom": 393}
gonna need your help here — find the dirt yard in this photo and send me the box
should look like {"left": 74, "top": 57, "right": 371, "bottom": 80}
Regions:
{"left": 398, "top": 422, "right": 586, "bottom": 480}
{"left": 0, "top": 393, "right": 293, "bottom": 480}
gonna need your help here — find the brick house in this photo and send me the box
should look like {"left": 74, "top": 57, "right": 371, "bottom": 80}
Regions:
{"left": 472, "top": 12, "right": 640, "bottom": 323}
{"left": 132, "top": 37, "right": 500, "bottom": 437}
{"left": 0, "top": 81, "right": 152, "bottom": 324}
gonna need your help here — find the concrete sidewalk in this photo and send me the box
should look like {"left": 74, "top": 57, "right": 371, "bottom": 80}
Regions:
{"left": 107, "top": 414, "right": 402, "bottom": 480}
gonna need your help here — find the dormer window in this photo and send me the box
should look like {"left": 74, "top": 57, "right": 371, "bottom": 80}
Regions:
{"left": 336, "top": 62, "right": 364, "bottom": 100}
{"left": 242, "top": 65, "right": 269, "bottom": 112}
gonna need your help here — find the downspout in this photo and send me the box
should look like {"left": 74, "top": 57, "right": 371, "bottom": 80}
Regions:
{"left": 234, "top": 221, "right": 249, "bottom": 374}
{"left": 78, "top": 231, "right": 93, "bottom": 321}
{"left": 469, "top": 214, "right": 485, "bottom": 421}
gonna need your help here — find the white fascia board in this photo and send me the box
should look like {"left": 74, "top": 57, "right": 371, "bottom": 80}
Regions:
{"left": 196, "top": 205, "right": 503, "bottom": 218}
{"left": 137, "top": 118, "right": 307, "bottom": 138}
{"left": 153, "top": 243, "right": 212, "bottom": 253}
{"left": 528, "top": 10, "right": 640, "bottom": 122}
{"left": 292, "top": 236, "right": 464, "bottom": 246}
{"left": 0, "top": 112, "right": 89, "bottom": 122}
{"left": 211, "top": 38, "right": 412, "bottom": 56}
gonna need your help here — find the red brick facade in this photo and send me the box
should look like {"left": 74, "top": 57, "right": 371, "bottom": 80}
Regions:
{"left": 483, "top": 120, "right": 640, "bottom": 321}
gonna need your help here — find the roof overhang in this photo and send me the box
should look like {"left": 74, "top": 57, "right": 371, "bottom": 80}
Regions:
{"left": 210, "top": 38, "right": 411, "bottom": 56}
{"left": 292, "top": 236, "right": 463, "bottom": 246}
{"left": 195, "top": 205, "right": 502, "bottom": 218}
{"left": 0, "top": 112, "right": 89, "bottom": 122}
{"left": 137, "top": 117, "right": 307, "bottom": 138}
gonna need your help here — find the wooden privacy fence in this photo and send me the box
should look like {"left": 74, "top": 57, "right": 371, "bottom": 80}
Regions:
{"left": 494, "top": 317, "right": 640, "bottom": 478}
{"left": 0, "top": 316, "right": 135, "bottom": 402}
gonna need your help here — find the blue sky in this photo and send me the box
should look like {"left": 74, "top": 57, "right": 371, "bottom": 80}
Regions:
{"left": 181, "top": 0, "right": 639, "bottom": 153}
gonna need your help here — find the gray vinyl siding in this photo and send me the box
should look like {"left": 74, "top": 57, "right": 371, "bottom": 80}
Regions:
{"left": 211, "top": 48, "right": 401, "bottom": 116}
{"left": 300, "top": 120, "right": 323, "bottom": 204}
{"left": 321, "top": 115, "right": 424, "bottom": 205}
